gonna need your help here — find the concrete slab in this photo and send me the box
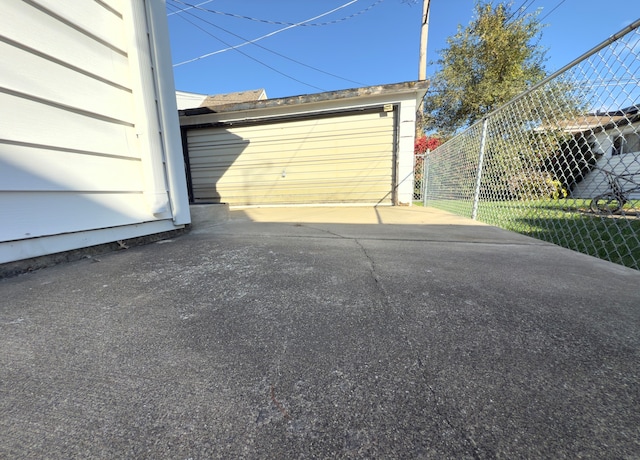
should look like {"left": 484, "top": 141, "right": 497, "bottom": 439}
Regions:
{"left": 189, "top": 203, "right": 229, "bottom": 231}
{"left": 1, "top": 207, "right": 639, "bottom": 458}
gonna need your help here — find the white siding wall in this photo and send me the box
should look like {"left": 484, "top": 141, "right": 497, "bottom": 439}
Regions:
{"left": 0, "top": 0, "right": 189, "bottom": 264}
{"left": 571, "top": 123, "right": 640, "bottom": 199}
{"left": 396, "top": 98, "right": 418, "bottom": 205}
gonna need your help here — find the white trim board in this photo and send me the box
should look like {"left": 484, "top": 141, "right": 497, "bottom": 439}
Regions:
{"left": 0, "top": 220, "right": 183, "bottom": 265}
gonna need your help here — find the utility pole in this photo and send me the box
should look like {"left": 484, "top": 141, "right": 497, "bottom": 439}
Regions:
{"left": 418, "top": 0, "right": 430, "bottom": 80}
{"left": 417, "top": 0, "right": 430, "bottom": 137}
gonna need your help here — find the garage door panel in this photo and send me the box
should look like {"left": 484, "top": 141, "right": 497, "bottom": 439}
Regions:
{"left": 209, "top": 175, "right": 392, "bottom": 188}
{"left": 196, "top": 156, "right": 391, "bottom": 183}
{"left": 194, "top": 179, "right": 393, "bottom": 205}
{"left": 230, "top": 112, "right": 391, "bottom": 133}
{"left": 187, "top": 109, "right": 396, "bottom": 205}
{"left": 205, "top": 180, "right": 392, "bottom": 192}
{"left": 206, "top": 129, "right": 394, "bottom": 160}
{"left": 193, "top": 145, "right": 393, "bottom": 168}
{"left": 189, "top": 151, "right": 249, "bottom": 165}
{"left": 244, "top": 123, "right": 393, "bottom": 139}
{"left": 222, "top": 114, "right": 392, "bottom": 148}
{"left": 246, "top": 137, "right": 394, "bottom": 155}
{"left": 203, "top": 167, "right": 392, "bottom": 185}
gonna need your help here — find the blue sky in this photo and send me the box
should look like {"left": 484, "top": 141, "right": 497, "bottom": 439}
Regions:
{"left": 166, "top": 0, "right": 638, "bottom": 99}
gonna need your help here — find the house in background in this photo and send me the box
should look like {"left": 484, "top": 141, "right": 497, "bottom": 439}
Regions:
{"left": 179, "top": 82, "right": 428, "bottom": 207}
{"left": 566, "top": 106, "right": 640, "bottom": 199}
{"left": 0, "top": 0, "right": 190, "bottom": 265}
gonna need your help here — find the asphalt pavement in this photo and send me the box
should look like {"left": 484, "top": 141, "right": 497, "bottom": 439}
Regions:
{"left": 1, "top": 206, "right": 639, "bottom": 458}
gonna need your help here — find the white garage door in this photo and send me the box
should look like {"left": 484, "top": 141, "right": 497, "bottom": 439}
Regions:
{"left": 186, "top": 108, "right": 397, "bottom": 205}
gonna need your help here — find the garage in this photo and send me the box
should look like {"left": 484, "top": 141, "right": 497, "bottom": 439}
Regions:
{"left": 187, "top": 107, "right": 396, "bottom": 205}
{"left": 180, "top": 82, "right": 428, "bottom": 207}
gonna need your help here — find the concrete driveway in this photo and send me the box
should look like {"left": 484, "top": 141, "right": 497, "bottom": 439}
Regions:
{"left": 1, "top": 206, "right": 639, "bottom": 458}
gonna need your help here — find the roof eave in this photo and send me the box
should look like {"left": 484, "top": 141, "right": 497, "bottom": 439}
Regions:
{"left": 180, "top": 80, "right": 429, "bottom": 117}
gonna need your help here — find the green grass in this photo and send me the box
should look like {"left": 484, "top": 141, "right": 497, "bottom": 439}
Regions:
{"left": 421, "top": 198, "right": 640, "bottom": 270}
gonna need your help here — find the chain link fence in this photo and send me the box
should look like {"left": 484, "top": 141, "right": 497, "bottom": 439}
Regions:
{"left": 417, "top": 19, "right": 640, "bottom": 270}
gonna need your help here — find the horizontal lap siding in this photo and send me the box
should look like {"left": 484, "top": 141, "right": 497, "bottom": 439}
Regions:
{"left": 1, "top": 143, "right": 142, "bottom": 192}
{"left": 0, "top": 0, "right": 159, "bottom": 242}
{"left": 0, "top": 92, "right": 138, "bottom": 158}
{"left": 188, "top": 111, "right": 395, "bottom": 205}
{"left": 0, "top": 41, "right": 134, "bottom": 123}
{"left": 571, "top": 127, "right": 640, "bottom": 199}
{"left": 577, "top": 153, "right": 640, "bottom": 200}
{"left": 3, "top": 1, "right": 130, "bottom": 89}
{"left": 1, "top": 192, "right": 150, "bottom": 241}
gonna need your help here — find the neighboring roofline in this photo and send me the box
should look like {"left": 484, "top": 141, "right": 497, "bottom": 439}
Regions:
{"left": 589, "top": 105, "right": 639, "bottom": 117}
{"left": 180, "top": 81, "right": 429, "bottom": 117}
{"left": 536, "top": 105, "right": 640, "bottom": 135}
{"left": 570, "top": 112, "right": 640, "bottom": 134}
{"left": 602, "top": 111, "right": 640, "bottom": 132}
{"left": 198, "top": 89, "right": 268, "bottom": 107}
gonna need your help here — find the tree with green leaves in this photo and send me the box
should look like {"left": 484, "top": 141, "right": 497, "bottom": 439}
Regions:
{"left": 422, "top": 1, "right": 547, "bottom": 135}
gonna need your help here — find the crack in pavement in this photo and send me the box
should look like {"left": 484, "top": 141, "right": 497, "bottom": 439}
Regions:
{"left": 419, "top": 356, "right": 484, "bottom": 459}
{"left": 427, "top": 383, "right": 484, "bottom": 460}
{"left": 295, "top": 224, "right": 348, "bottom": 240}
{"left": 297, "top": 224, "right": 389, "bottom": 298}
{"left": 352, "top": 238, "right": 387, "bottom": 297}
{"left": 298, "top": 222, "right": 484, "bottom": 457}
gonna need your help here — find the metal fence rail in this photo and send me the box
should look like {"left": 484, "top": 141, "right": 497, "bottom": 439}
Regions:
{"left": 418, "top": 19, "right": 640, "bottom": 270}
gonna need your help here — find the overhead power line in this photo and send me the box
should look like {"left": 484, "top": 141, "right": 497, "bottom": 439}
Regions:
{"left": 167, "top": 1, "right": 365, "bottom": 87}
{"left": 169, "top": 0, "right": 385, "bottom": 27}
{"left": 166, "top": 2, "right": 326, "bottom": 91}
{"left": 506, "top": 0, "right": 536, "bottom": 22}
{"left": 540, "top": 0, "right": 568, "bottom": 22}
{"left": 172, "top": 0, "right": 361, "bottom": 67}
{"left": 167, "top": 0, "right": 214, "bottom": 16}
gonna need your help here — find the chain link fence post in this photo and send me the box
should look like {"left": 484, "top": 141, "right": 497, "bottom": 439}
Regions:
{"left": 422, "top": 151, "right": 429, "bottom": 207}
{"left": 471, "top": 119, "right": 488, "bottom": 220}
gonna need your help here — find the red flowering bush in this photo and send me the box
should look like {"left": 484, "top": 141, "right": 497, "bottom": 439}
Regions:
{"left": 414, "top": 136, "right": 442, "bottom": 154}
{"left": 413, "top": 136, "right": 441, "bottom": 199}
